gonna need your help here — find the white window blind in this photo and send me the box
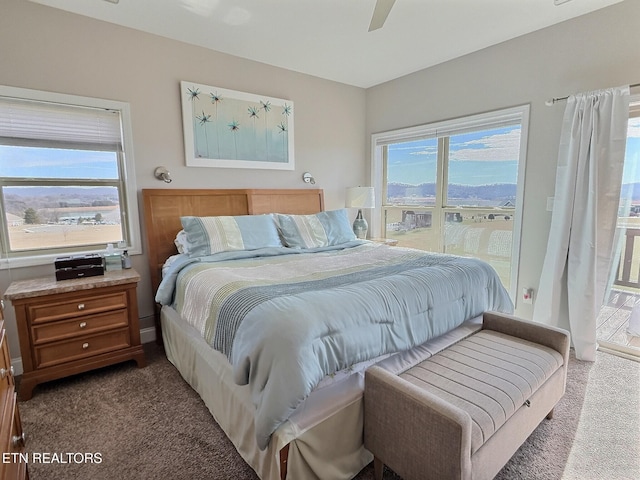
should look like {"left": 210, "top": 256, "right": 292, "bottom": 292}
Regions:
{"left": 0, "top": 96, "right": 122, "bottom": 149}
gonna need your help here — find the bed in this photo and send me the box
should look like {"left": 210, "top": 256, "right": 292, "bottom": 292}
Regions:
{"left": 142, "top": 188, "right": 513, "bottom": 480}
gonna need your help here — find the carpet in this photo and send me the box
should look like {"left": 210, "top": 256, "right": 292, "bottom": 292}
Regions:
{"left": 17, "top": 344, "right": 640, "bottom": 480}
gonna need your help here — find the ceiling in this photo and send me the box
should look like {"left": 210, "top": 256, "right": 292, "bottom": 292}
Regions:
{"left": 29, "top": 0, "right": 623, "bottom": 88}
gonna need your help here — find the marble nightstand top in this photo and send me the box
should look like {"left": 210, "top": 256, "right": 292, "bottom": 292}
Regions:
{"left": 4, "top": 269, "right": 140, "bottom": 301}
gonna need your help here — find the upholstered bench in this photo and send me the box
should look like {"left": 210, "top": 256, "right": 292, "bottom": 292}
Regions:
{"left": 364, "top": 312, "right": 570, "bottom": 480}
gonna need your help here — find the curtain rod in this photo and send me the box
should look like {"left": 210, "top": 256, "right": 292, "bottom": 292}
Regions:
{"left": 545, "top": 83, "right": 640, "bottom": 106}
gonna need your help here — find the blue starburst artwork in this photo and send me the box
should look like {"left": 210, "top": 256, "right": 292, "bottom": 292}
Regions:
{"left": 181, "top": 81, "right": 294, "bottom": 170}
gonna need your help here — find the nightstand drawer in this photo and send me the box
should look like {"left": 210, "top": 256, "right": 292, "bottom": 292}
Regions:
{"left": 29, "top": 291, "right": 128, "bottom": 324}
{"left": 31, "top": 309, "right": 129, "bottom": 345}
{"left": 35, "top": 328, "right": 131, "bottom": 369}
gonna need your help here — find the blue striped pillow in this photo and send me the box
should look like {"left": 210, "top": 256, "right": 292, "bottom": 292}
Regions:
{"left": 276, "top": 209, "right": 356, "bottom": 249}
{"left": 181, "top": 214, "right": 283, "bottom": 257}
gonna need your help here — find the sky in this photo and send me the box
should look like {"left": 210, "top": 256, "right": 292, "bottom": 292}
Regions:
{"left": 0, "top": 146, "right": 118, "bottom": 179}
{"left": 387, "top": 118, "right": 640, "bottom": 186}
{"left": 387, "top": 126, "right": 521, "bottom": 186}
{"left": 623, "top": 117, "right": 640, "bottom": 184}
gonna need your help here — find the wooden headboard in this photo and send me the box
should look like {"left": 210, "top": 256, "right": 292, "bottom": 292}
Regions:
{"left": 142, "top": 188, "right": 324, "bottom": 337}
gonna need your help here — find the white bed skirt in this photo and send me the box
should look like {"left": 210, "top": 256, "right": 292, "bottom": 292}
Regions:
{"left": 161, "top": 305, "right": 482, "bottom": 479}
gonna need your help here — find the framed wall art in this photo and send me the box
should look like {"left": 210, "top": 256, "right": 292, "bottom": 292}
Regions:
{"left": 180, "top": 81, "right": 294, "bottom": 170}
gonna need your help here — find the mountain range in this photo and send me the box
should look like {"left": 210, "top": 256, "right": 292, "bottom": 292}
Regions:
{"left": 387, "top": 182, "right": 517, "bottom": 201}
{"left": 388, "top": 182, "right": 640, "bottom": 202}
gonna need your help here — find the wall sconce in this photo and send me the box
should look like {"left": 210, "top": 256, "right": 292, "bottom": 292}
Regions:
{"left": 302, "top": 172, "right": 316, "bottom": 184}
{"left": 154, "top": 166, "right": 172, "bottom": 183}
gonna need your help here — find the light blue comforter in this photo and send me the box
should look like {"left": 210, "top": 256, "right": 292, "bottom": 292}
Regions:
{"left": 157, "top": 243, "right": 513, "bottom": 449}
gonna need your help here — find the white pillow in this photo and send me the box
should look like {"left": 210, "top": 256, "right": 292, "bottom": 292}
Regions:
{"left": 174, "top": 229, "right": 192, "bottom": 254}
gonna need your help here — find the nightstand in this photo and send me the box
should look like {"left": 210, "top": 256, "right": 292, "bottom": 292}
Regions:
{"left": 4, "top": 269, "right": 146, "bottom": 400}
{"left": 0, "top": 302, "right": 28, "bottom": 480}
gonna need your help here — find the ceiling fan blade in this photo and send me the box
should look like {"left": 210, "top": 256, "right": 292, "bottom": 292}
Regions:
{"left": 368, "top": 0, "right": 396, "bottom": 32}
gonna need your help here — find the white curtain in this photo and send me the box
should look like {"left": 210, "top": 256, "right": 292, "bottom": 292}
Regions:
{"left": 534, "top": 86, "right": 630, "bottom": 361}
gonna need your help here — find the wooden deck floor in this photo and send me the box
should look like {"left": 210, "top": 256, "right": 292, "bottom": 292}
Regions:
{"left": 597, "top": 289, "right": 640, "bottom": 354}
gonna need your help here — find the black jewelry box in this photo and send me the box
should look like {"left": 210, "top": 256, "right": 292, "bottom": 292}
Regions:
{"left": 54, "top": 254, "right": 105, "bottom": 281}
{"left": 54, "top": 253, "right": 103, "bottom": 270}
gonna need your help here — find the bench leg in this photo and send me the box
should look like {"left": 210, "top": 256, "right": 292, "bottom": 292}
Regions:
{"left": 546, "top": 408, "right": 554, "bottom": 420}
{"left": 374, "top": 456, "right": 384, "bottom": 480}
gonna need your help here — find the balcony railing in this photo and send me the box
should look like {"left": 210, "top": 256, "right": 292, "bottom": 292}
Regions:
{"left": 615, "top": 228, "right": 640, "bottom": 289}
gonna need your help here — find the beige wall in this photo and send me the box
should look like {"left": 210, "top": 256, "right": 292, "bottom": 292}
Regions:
{"left": 0, "top": 0, "right": 366, "bottom": 360}
{"left": 366, "top": 0, "right": 640, "bottom": 329}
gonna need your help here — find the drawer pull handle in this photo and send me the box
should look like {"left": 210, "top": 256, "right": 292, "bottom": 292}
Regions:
{"left": 82, "top": 342, "right": 89, "bottom": 350}
{"left": 0, "top": 366, "right": 14, "bottom": 378}
{"left": 79, "top": 322, "right": 87, "bottom": 328}
{"left": 77, "top": 303, "right": 85, "bottom": 310}
{"left": 12, "top": 432, "right": 25, "bottom": 448}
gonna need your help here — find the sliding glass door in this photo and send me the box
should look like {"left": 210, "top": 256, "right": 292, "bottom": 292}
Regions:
{"left": 598, "top": 100, "right": 640, "bottom": 358}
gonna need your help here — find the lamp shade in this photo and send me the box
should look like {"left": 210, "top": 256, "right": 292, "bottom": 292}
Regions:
{"left": 345, "top": 186, "right": 375, "bottom": 209}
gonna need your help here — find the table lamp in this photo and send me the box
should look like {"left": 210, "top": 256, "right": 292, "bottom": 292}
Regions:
{"left": 346, "top": 186, "right": 375, "bottom": 239}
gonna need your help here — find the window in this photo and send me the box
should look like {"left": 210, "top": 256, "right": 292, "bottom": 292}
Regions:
{"left": 0, "top": 86, "right": 140, "bottom": 267}
{"left": 371, "top": 106, "right": 530, "bottom": 296}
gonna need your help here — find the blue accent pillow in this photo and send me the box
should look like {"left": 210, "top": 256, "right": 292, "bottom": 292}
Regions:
{"left": 276, "top": 209, "right": 356, "bottom": 249}
{"left": 181, "top": 214, "right": 283, "bottom": 257}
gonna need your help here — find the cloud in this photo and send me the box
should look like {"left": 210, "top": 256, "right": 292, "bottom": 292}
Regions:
{"left": 388, "top": 157, "right": 431, "bottom": 168}
{"left": 398, "top": 129, "right": 522, "bottom": 161}
{"left": 404, "top": 145, "right": 437, "bottom": 156}
{"left": 450, "top": 129, "right": 521, "bottom": 162}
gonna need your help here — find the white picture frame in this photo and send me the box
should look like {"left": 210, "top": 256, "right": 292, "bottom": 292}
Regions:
{"left": 180, "top": 81, "right": 294, "bottom": 170}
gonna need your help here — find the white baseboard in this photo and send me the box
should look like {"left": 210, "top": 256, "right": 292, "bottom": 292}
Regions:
{"left": 11, "top": 326, "right": 158, "bottom": 377}
{"left": 140, "top": 326, "right": 157, "bottom": 344}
